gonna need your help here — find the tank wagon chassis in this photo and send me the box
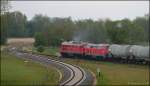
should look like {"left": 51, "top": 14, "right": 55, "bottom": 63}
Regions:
{"left": 109, "top": 54, "right": 149, "bottom": 64}
{"left": 60, "top": 41, "right": 150, "bottom": 65}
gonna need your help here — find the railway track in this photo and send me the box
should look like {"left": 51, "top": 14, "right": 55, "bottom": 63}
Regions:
{"left": 42, "top": 55, "right": 86, "bottom": 85}
{"left": 11, "top": 50, "right": 88, "bottom": 86}
{"left": 58, "top": 60, "right": 86, "bottom": 85}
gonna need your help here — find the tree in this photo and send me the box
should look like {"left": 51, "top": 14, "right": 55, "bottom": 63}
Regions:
{"left": 1, "top": 10, "right": 149, "bottom": 46}
{"left": 28, "top": 14, "right": 50, "bottom": 36}
{"left": 0, "top": 0, "right": 10, "bottom": 45}
{"left": 48, "top": 17, "right": 75, "bottom": 46}
{"left": 1, "top": 0, "right": 11, "bottom": 14}
{"left": 34, "top": 32, "right": 48, "bottom": 46}
{"left": 133, "top": 15, "right": 149, "bottom": 44}
{"left": 6, "top": 11, "right": 27, "bottom": 37}
{"left": 1, "top": 14, "right": 8, "bottom": 44}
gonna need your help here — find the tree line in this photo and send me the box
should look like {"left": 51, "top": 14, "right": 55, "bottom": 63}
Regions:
{"left": 1, "top": 11, "right": 149, "bottom": 46}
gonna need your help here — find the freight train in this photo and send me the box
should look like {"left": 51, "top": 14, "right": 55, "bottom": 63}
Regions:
{"left": 60, "top": 41, "right": 150, "bottom": 64}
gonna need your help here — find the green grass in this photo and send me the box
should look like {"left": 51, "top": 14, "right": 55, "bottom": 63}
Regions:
{"left": 1, "top": 51, "right": 59, "bottom": 86}
{"left": 25, "top": 47, "right": 150, "bottom": 85}
{"left": 41, "top": 47, "right": 59, "bottom": 56}
{"left": 23, "top": 46, "right": 59, "bottom": 56}
{"left": 63, "top": 58, "right": 149, "bottom": 85}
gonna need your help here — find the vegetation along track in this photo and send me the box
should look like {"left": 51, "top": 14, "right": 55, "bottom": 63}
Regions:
{"left": 10, "top": 49, "right": 93, "bottom": 86}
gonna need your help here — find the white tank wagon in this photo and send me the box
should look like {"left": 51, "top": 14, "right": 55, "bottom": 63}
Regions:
{"left": 130, "top": 45, "right": 149, "bottom": 61}
{"left": 109, "top": 44, "right": 131, "bottom": 59}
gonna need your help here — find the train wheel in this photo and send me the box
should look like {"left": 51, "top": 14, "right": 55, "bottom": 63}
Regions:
{"left": 96, "top": 56, "right": 103, "bottom": 61}
{"left": 61, "top": 53, "right": 65, "bottom": 57}
{"left": 61, "top": 53, "right": 69, "bottom": 58}
{"left": 142, "top": 61, "right": 146, "bottom": 65}
{"left": 106, "top": 53, "right": 113, "bottom": 61}
{"left": 121, "top": 59, "right": 126, "bottom": 64}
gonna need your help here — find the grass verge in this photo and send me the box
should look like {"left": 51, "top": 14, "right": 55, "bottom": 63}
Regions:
{"left": 1, "top": 51, "right": 59, "bottom": 86}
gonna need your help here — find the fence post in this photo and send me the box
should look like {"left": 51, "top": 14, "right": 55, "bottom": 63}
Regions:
{"left": 97, "top": 68, "right": 101, "bottom": 77}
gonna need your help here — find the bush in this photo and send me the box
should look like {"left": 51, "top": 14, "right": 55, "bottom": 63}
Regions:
{"left": 36, "top": 45, "right": 44, "bottom": 53}
{"left": 34, "top": 32, "right": 48, "bottom": 47}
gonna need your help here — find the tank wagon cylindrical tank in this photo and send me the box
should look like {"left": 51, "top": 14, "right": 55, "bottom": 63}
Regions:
{"left": 109, "top": 44, "right": 132, "bottom": 59}
{"left": 130, "top": 45, "right": 149, "bottom": 61}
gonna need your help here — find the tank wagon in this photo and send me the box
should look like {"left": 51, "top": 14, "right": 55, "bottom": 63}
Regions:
{"left": 130, "top": 45, "right": 149, "bottom": 62}
{"left": 109, "top": 44, "right": 149, "bottom": 64}
{"left": 109, "top": 44, "right": 131, "bottom": 59}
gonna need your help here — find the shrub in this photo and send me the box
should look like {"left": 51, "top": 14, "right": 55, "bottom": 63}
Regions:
{"left": 36, "top": 45, "right": 44, "bottom": 53}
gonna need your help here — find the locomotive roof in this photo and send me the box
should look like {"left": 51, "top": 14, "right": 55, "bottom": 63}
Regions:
{"left": 62, "top": 41, "right": 87, "bottom": 46}
{"left": 62, "top": 41, "right": 109, "bottom": 47}
{"left": 87, "top": 43, "right": 109, "bottom": 47}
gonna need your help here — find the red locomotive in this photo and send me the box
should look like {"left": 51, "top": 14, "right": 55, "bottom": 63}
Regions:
{"left": 60, "top": 41, "right": 110, "bottom": 60}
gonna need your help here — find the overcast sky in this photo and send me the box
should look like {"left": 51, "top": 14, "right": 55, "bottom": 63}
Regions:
{"left": 10, "top": 1, "right": 149, "bottom": 21}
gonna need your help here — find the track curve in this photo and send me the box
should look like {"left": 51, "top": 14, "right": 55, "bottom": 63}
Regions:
{"left": 10, "top": 50, "right": 93, "bottom": 86}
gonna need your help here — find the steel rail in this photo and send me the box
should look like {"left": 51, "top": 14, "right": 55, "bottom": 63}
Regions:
{"left": 15, "top": 51, "right": 86, "bottom": 86}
